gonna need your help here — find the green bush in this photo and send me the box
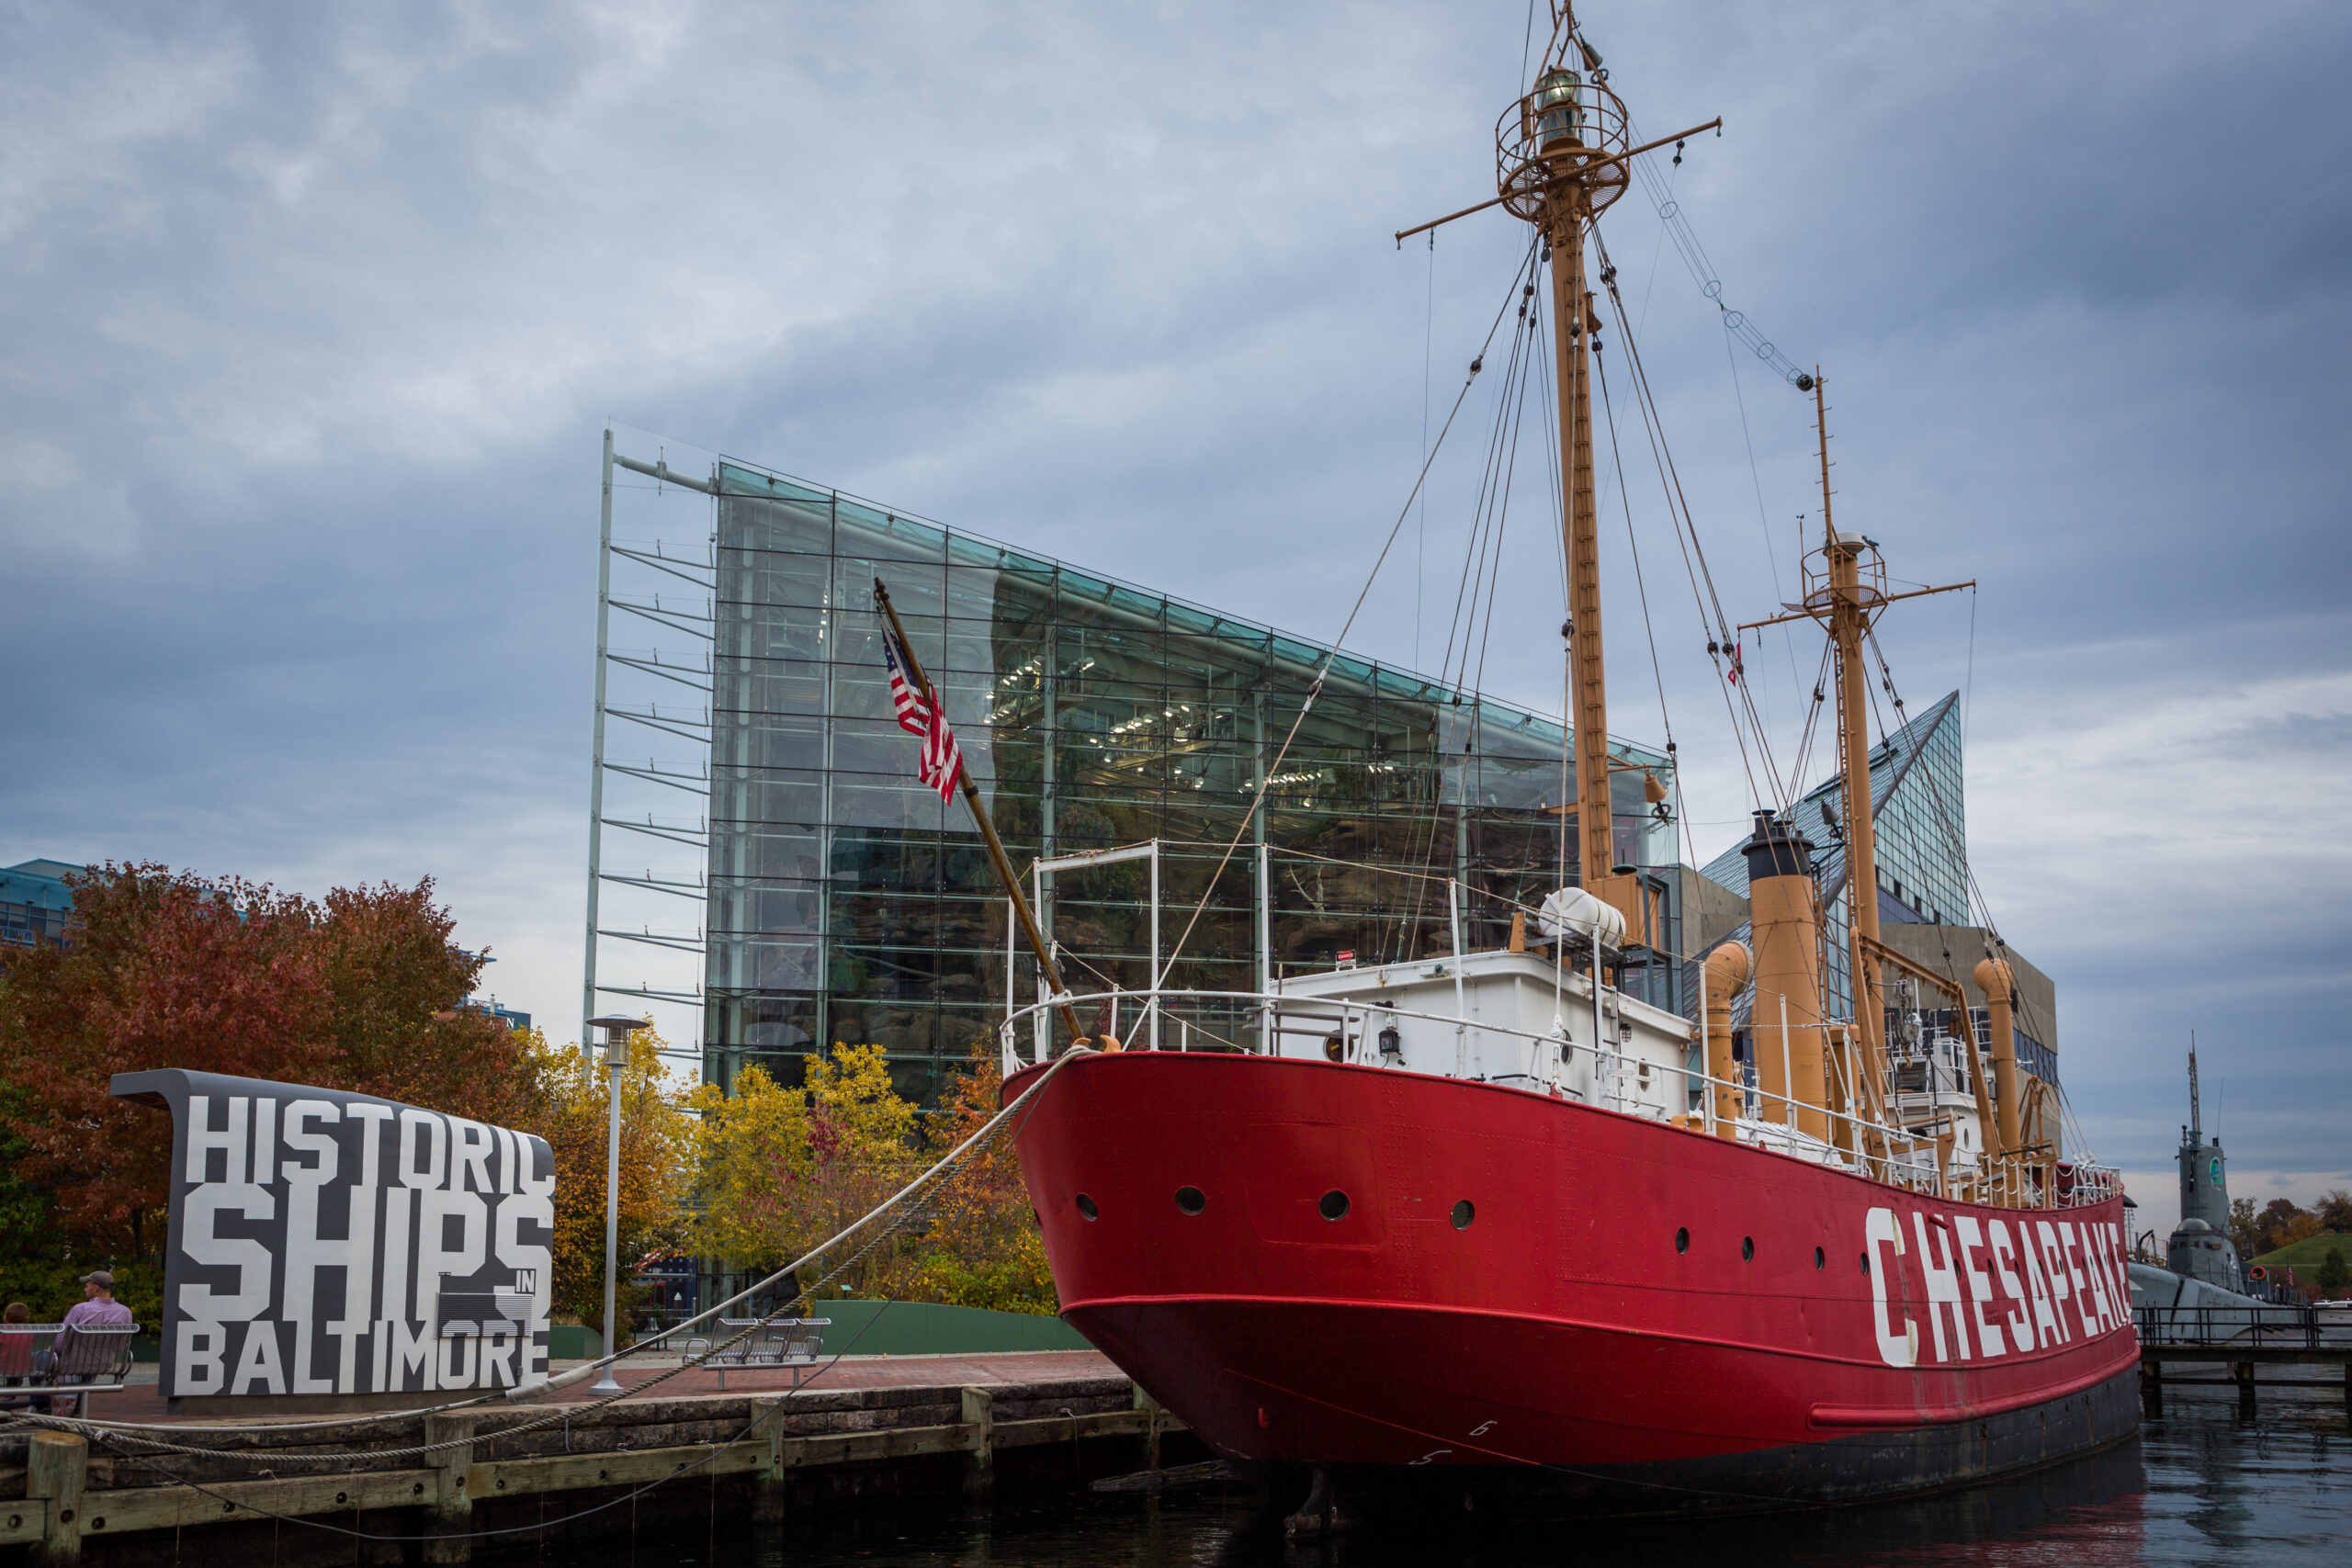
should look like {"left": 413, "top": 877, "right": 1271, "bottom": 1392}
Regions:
{"left": 2317, "top": 1244, "right": 2350, "bottom": 1298}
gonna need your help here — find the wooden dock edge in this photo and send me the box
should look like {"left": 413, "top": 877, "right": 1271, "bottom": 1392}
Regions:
{"left": 2, "top": 1384, "right": 1183, "bottom": 1562}
{"left": 2138, "top": 1345, "right": 2352, "bottom": 1419}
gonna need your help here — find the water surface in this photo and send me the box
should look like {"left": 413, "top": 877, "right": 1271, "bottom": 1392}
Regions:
{"left": 566, "top": 1379, "right": 2348, "bottom": 1567}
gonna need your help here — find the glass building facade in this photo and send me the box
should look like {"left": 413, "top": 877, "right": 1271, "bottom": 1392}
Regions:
{"left": 703, "top": 459, "right": 1679, "bottom": 1098}
{"left": 0, "top": 859, "right": 77, "bottom": 950}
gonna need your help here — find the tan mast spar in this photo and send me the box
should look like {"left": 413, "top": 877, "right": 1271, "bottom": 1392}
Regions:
{"left": 874, "top": 578, "right": 1086, "bottom": 1048}
{"left": 1396, "top": 10, "right": 1717, "bottom": 947}
{"left": 1552, "top": 159, "right": 1637, "bottom": 940}
{"left": 1820, "top": 375, "right": 1886, "bottom": 1139}
{"left": 1739, "top": 375, "right": 1973, "bottom": 1159}
{"left": 1515, "top": 15, "right": 1682, "bottom": 942}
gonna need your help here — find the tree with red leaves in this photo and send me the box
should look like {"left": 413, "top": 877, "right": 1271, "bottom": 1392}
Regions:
{"left": 0, "top": 863, "right": 534, "bottom": 1264}
{"left": 902, "top": 1041, "right": 1055, "bottom": 1314}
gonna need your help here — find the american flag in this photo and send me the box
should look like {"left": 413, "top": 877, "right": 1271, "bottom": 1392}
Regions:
{"left": 882, "top": 626, "right": 963, "bottom": 802}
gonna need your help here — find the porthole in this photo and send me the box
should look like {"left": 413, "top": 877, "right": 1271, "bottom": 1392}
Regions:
{"left": 1319, "top": 1190, "right": 1351, "bottom": 1222}
{"left": 1323, "top": 1032, "right": 1345, "bottom": 1062}
{"left": 1860, "top": 1252, "right": 1871, "bottom": 1275}
{"left": 1814, "top": 1246, "right": 1826, "bottom": 1271}
{"left": 1451, "top": 1200, "right": 1475, "bottom": 1230}
{"left": 1741, "top": 1235, "right": 1755, "bottom": 1261}
{"left": 1075, "top": 1193, "right": 1099, "bottom": 1221}
{"left": 1675, "top": 1226, "right": 1690, "bottom": 1254}
{"left": 1176, "top": 1186, "right": 1206, "bottom": 1216}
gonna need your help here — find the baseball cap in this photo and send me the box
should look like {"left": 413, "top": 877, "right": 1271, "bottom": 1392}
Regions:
{"left": 78, "top": 1270, "right": 114, "bottom": 1290}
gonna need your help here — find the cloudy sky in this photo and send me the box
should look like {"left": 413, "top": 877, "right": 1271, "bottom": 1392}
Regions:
{"left": 6, "top": 1, "right": 2346, "bottom": 1235}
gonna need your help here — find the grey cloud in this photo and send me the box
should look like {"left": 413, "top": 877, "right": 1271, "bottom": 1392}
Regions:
{"left": 3, "top": 1, "right": 2346, "bottom": 1192}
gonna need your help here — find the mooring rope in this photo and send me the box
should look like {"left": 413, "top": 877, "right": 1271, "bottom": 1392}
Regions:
{"left": 3, "top": 1045, "right": 1091, "bottom": 1453}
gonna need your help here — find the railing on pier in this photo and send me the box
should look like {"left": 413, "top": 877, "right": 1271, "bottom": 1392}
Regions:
{"left": 2135, "top": 1303, "right": 2339, "bottom": 1350}
{"left": 998, "top": 987, "right": 2120, "bottom": 1211}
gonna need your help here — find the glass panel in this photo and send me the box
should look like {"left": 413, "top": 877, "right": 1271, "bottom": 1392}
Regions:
{"left": 830, "top": 775, "right": 953, "bottom": 832}
{"left": 703, "top": 452, "right": 1699, "bottom": 1090}
{"left": 823, "top": 1000, "right": 937, "bottom": 1058}
{"left": 708, "top": 935, "right": 822, "bottom": 992}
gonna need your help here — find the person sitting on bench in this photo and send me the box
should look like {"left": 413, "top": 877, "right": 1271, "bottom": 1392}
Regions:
{"left": 0, "top": 1303, "right": 33, "bottom": 1394}
{"left": 45, "top": 1270, "right": 133, "bottom": 1416}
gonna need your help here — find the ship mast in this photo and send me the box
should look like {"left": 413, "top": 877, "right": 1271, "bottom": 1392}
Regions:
{"left": 1485, "top": 10, "right": 1717, "bottom": 942}
{"left": 1817, "top": 378, "right": 1888, "bottom": 1123}
{"left": 1397, "top": 9, "right": 1717, "bottom": 939}
{"left": 1743, "top": 378, "right": 1973, "bottom": 1155}
{"left": 2188, "top": 1032, "right": 2201, "bottom": 1140}
{"left": 1547, "top": 102, "right": 1630, "bottom": 937}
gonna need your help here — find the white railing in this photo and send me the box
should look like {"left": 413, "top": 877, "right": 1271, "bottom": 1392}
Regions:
{"left": 996, "top": 987, "right": 2118, "bottom": 1211}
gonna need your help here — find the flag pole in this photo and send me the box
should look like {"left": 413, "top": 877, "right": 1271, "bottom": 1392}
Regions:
{"left": 874, "top": 578, "right": 1086, "bottom": 1048}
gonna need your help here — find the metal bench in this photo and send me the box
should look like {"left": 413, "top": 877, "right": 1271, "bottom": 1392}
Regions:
{"left": 0, "top": 1322, "right": 141, "bottom": 1416}
{"left": 678, "top": 1316, "right": 830, "bottom": 1388}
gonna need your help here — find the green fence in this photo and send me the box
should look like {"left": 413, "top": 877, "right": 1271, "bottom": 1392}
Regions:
{"left": 800, "top": 1300, "right": 1095, "bottom": 1356}
{"left": 552, "top": 1301, "right": 1096, "bottom": 1363}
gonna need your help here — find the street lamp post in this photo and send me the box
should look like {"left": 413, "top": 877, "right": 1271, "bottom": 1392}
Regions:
{"left": 585, "top": 1014, "right": 643, "bottom": 1393}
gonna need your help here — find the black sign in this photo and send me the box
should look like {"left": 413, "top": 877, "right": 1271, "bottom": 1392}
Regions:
{"left": 113, "top": 1069, "right": 556, "bottom": 1400}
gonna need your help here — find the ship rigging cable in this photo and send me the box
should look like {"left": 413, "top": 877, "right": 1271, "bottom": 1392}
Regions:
{"left": 1591, "top": 232, "right": 1792, "bottom": 816}
{"left": 8, "top": 1045, "right": 1095, "bottom": 1448}
{"left": 1600, "top": 339, "right": 1678, "bottom": 766}
{"left": 1468, "top": 303, "right": 1537, "bottom": 699}
{"left": 1392, "top": 240, "right": 1555, "bottom": 964}
{"left": 1720, "top": 305, "right": 1812, "bottom": 704}
{"left": 1623, "top": 101, "right": 1818, "bottom": 733}
{"left": 1433, "top": 241, "right": 1544, "bottom": 700}
{"left": 1595, "top": 241, "right": 1756, "bottom": 745}
{"left": 1156, "top": 246, "right": 1540, "bottom": 982}
{"left": 1623, "top": 116, "right": 1809, "bottom": 389}
{"left": 1854, "top": 626, "right": 2092, "bottom": 1165}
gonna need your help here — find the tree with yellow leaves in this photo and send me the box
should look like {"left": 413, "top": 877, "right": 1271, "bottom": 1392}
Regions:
{"left": 689, "top": 1043, "right": 922, "bottom": 1300}
{"left": 687, "top": 1042, "right": 1056, "bottom": 1314}
{"left": 517, "top": 1023, "right": 694, "bottom": 1341}
{"left": 685, "top": 1063, "right": 814, "bottom": 1278}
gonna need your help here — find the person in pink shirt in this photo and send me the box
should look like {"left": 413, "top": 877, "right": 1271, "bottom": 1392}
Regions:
{"left": 45, "top": 1270, "right": 134, "bottom": 1416}
{"left": 60, "top": 1270, "right": 133, "bottom": 1333}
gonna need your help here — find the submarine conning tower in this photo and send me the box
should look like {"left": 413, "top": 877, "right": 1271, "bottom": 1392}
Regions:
{"left": 2166, "top": 1043, "right": 2242, "bottom": 1289}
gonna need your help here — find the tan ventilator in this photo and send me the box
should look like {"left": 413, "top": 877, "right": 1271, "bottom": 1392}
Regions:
{"left": 1974, "top": 955, "right": 2023, "bottom": 1166}
{"left": 1702, "top": 942, "right": 1750, "bottom": 1137}
{"left": 1740, "top": 812, "right": 1828, "bottom": 1141}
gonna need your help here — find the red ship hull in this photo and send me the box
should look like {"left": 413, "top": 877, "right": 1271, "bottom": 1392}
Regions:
{"left": 1006, "top": 1050, "right": 2140, "bottom": 1515}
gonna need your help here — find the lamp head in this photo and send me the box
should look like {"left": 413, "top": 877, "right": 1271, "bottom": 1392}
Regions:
{"left": 1531, "top": 67, "right": 1586, "bottom": 152}
{"left": 587, "top": 1015, "right": 643, "bottom": 1061}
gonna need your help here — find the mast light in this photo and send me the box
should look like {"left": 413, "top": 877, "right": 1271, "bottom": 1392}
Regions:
{"left": 1532, "top": 67, "right": 1585, "bottom": 152}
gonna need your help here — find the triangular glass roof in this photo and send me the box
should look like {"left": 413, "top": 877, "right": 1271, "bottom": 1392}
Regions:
{"left": 1700, "top": 691, "right": 1965, "bottom": 919}
{"left": 1695, "top": 692, "right": 1969, "bottom": 1021}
